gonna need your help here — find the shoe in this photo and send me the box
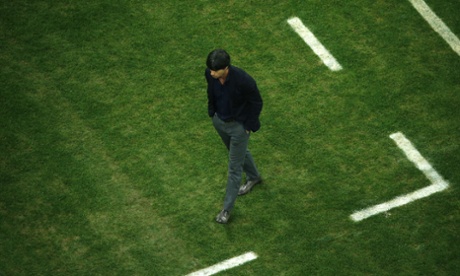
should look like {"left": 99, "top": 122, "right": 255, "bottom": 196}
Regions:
{"left": 215, "top": 209, "right": 230, "bottom": 224}
{"left": 238, "top": 177, "right": 262, "bottom": 195}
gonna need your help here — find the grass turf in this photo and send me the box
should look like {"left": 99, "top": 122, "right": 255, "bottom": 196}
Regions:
{"left": 1, "top": 0, "right": 459, "bottom": 275}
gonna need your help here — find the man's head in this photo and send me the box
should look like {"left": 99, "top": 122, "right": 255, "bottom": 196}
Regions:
{"left": 206, "top": 49, "right": 230, "bottom": 71}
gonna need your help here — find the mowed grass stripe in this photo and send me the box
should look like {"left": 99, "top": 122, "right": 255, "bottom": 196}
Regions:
{"left": 6, "top": 70, "right": 194, "bottom": 274}
{"left": 1, "top": 0, "right": 459, "bottom": 275}
{"left": 52, "top": 93, "right": 195, "bottom": 275}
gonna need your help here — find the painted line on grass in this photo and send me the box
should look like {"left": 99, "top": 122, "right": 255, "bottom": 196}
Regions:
{"left": 186, "top": 251, "right": 257, "bottom": 276}
{"left": 409, "top": 0, "right": 460, "bottom": 56}
{"left": 287, "top": 17, "right": 343, "bottom": 71}
{"left": 389, "top": 132, "right": 449, "bottom": 187}
{"left": 351, "top": 132, "right": 449, "bottom": 222}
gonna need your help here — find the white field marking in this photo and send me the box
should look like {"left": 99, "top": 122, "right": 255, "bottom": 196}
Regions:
{"left": 351, "top": 132, "right": 449, "bottom": 222}
{"left": 408, "top": 0, "right": 460, "bottom": 56}
{"left": 186, "top": 251, "right": 258, "bottom": 276}
{"left": 287, "top": 17, "right": 343, "bottom": 71}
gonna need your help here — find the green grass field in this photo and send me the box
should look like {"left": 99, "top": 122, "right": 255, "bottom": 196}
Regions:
{"left": 1, "top": 0, "right": 459, "bottom": 275}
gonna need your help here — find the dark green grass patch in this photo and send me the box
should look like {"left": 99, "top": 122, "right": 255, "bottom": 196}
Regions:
{"left": 1, "top": 0, "right": 459, "bottom": 275}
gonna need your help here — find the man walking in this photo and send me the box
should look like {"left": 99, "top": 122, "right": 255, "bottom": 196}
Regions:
{"left": 205, "top": 49, "right": 263, "bottom": 224}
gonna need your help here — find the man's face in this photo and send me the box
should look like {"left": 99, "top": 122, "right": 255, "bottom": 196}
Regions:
{"left": 210, "top": 67, "right": 228, "bottom": 79}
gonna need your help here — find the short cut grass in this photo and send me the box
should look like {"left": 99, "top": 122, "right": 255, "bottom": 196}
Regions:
{"left": 1, "top": 0, "right": 459, "bottom": 275}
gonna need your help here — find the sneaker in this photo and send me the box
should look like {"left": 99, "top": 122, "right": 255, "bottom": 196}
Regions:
{"left": 215, "top": 209, "right": 230, "bottom": 224}
{"left": 238, "top": 177, "right": 262, "bottom": 195}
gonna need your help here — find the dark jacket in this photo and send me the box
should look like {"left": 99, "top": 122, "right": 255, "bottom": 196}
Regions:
{"left": 205, "top": 66, "right": 263, "bottom": 132}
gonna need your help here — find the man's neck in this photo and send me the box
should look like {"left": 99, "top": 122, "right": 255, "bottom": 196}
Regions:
{"left": 219, "top": 67, "right": 229, "bottom": 84}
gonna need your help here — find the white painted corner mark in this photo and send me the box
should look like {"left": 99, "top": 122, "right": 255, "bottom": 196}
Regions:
{"left": 409, "top": 0, "right": 460, "bottom": 56}
{"left": 186, "top": 251, "right": 258, "bottom": 276}
{"left": 351, "top": 132, "right": 449, "bottom": 222}
{"left": 389, "top": 132, "right": 448, "bottom": 189}
{"left": 287, "top": 17, "right": 343, "bottom": 71}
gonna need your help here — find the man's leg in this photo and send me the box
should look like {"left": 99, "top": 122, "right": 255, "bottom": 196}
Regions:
{"left": 222, "top": 122, "right": 249, "bottom": 212}
{"left": 243, "top": 150, "right": 260, "bottom": 181}
{"left": 212, "top": 114, "right": 230, "bottom": 148}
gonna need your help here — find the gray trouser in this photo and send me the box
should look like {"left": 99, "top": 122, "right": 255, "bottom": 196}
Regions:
{"left": 212, "top": 114, "right": 260, "bottom": 211}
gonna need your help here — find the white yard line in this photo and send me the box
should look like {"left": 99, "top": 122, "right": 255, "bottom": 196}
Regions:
{"left": 186, "top": 252, "right": 258, "bottom": 276}
{"left": 351, "top": 132, "right": 449, "bottom": 222}
{"left": 287, "top": 17, "right": 343, "bottom": 71}
{"left": 389, "top": 132, "right": 449, "bottom": 188}
{"left": 408, "top": 0, "right": 460, "bottom": 56}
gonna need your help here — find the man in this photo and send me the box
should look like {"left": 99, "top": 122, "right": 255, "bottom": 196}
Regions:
{"left": 205, "top": 49, "right": 263, "bottom": 224}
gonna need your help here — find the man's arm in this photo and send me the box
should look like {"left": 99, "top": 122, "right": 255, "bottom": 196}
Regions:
{"left": 242, "top": 75, "right": 263, "bottom": 132}
{"left": 205, "top": 69, "right": 215, "bottom": 117}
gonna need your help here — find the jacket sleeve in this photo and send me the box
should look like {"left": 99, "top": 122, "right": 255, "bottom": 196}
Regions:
{"left": 205, "top": 69, "right": 215, "bottom": 117}
{"left": 241, "top": 75, "right": 263, "bottom": 132}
